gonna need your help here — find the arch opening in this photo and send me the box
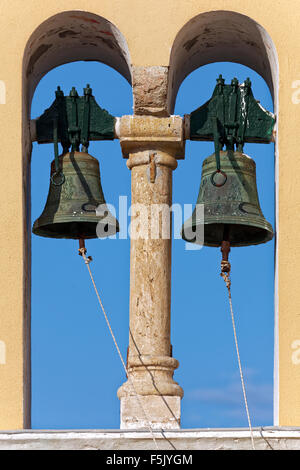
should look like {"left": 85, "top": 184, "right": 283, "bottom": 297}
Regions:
{"left": 30, "top": 61, "right": 132, "bottom": 429}
{"left": 172, "top": 61, "right": 275, "bottom": 428}
{"left": 168, "top": 10, "right": 279, "bottom": 426}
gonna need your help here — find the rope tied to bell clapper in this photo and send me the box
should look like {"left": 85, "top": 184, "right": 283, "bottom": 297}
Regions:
{"left": 220, "top": 240, "right": 255, "bottom": 451}
{"left": 78, "top": 238, "right": 180, "bottom": 451}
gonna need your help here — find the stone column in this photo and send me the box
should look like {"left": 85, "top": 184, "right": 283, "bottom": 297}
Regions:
{"left": 117, "top": 116, "right": 185, "bottom": 429}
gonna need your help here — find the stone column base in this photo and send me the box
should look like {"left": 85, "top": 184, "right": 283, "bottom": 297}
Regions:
{"left": 120, "top": 395, "right": 181, "bottom": 430}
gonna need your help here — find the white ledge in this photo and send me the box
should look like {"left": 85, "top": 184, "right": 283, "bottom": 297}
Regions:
{"left": 0, "top": 427, "right": 300, "bottom": 450}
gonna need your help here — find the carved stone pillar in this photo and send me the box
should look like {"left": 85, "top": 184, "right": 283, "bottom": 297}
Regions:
{"left": 117, "top": 116, "right": 184, "bottom": 429}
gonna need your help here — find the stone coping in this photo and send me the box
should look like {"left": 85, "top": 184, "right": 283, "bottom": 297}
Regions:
{"left": 0, "top": 427, "right": 300, "bottom": 450}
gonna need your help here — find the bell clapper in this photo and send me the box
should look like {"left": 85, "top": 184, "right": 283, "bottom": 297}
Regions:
{"left": 78, "top": 238, "right": 93, "bottom": 264}
{"left": 78, "top": 238, "right": 86, "bottom": 255}
{"left": 220, "top": 240, "right": 231, "bottom": 289}
{"left": 220, "top": 225, "right": 231, "bottom": 284}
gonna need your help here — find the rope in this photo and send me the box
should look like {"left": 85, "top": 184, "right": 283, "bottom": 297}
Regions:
{"left": 79, "top": 246, "right": 163, "bottom": 449}
{"left": 78, "top": 240, "right": 269, "bottom": 451}
{"left": 221, "top": 260, "right": 256, "bottom": 451}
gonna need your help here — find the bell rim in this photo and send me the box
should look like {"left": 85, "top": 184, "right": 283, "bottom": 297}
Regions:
{"left": 181, "top": 217, "right": 274, "bottom": 247}
{"left": 32, "top": 215, "right": 120, "bottom": 240}
{"left": 32, "top": 221, "right": 120, "bottom": 240}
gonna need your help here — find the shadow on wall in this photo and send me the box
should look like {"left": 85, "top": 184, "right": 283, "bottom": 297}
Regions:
{"left": 168, "top": 10, "right": 278, "bottom": 113}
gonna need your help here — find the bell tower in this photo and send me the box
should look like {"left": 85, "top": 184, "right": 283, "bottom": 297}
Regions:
{"left": 0, "top": 0, "right": 300, "bottom": 440}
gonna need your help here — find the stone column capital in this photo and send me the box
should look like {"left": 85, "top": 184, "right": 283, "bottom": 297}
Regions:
{"left": 115, "top": 115, "right": 185, "bottom": 160}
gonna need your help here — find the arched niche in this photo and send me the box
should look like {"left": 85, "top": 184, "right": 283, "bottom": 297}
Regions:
{"left": 168, "top": 10, "right": 278, "bottom": 113}
{"left": 21, "top": 13, "right": 132, "bottom": 425}
{"left": 168, "top": 10, "right": 279, "bottom": 426}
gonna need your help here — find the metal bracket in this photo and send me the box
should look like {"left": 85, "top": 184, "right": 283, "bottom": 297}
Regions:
{"left": 189, "top": 75, "right": 276, "bottom": 152}
{"left": 34, "top": 85, "right": 115, "bottom": 151}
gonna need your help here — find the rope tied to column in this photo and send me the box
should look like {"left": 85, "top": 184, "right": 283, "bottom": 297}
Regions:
{"left": 220, "top": 241, "right": 255, "bottom": 451}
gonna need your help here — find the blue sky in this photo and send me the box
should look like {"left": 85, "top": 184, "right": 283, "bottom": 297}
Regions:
{"left": 31, "top": 61, "right": 274, "bottom": 429}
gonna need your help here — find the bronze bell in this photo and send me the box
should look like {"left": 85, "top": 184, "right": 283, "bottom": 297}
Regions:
{"left": 33, "top": 151, "right": 119, "bottom": 239}
{"left": 181, "top": 150, "right": 273, "bottom": 247}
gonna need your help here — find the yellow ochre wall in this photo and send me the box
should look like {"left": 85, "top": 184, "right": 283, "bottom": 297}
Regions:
{"left": 0, "top": 0, "right": 299, "bottom": 429}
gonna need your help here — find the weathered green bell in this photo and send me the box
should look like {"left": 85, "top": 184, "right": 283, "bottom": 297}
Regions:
{"left": 33, "top": 151, "right": 119, "bottom": 239}
{"left": 181, "top": 150, "right": 273, "bottom": 247}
